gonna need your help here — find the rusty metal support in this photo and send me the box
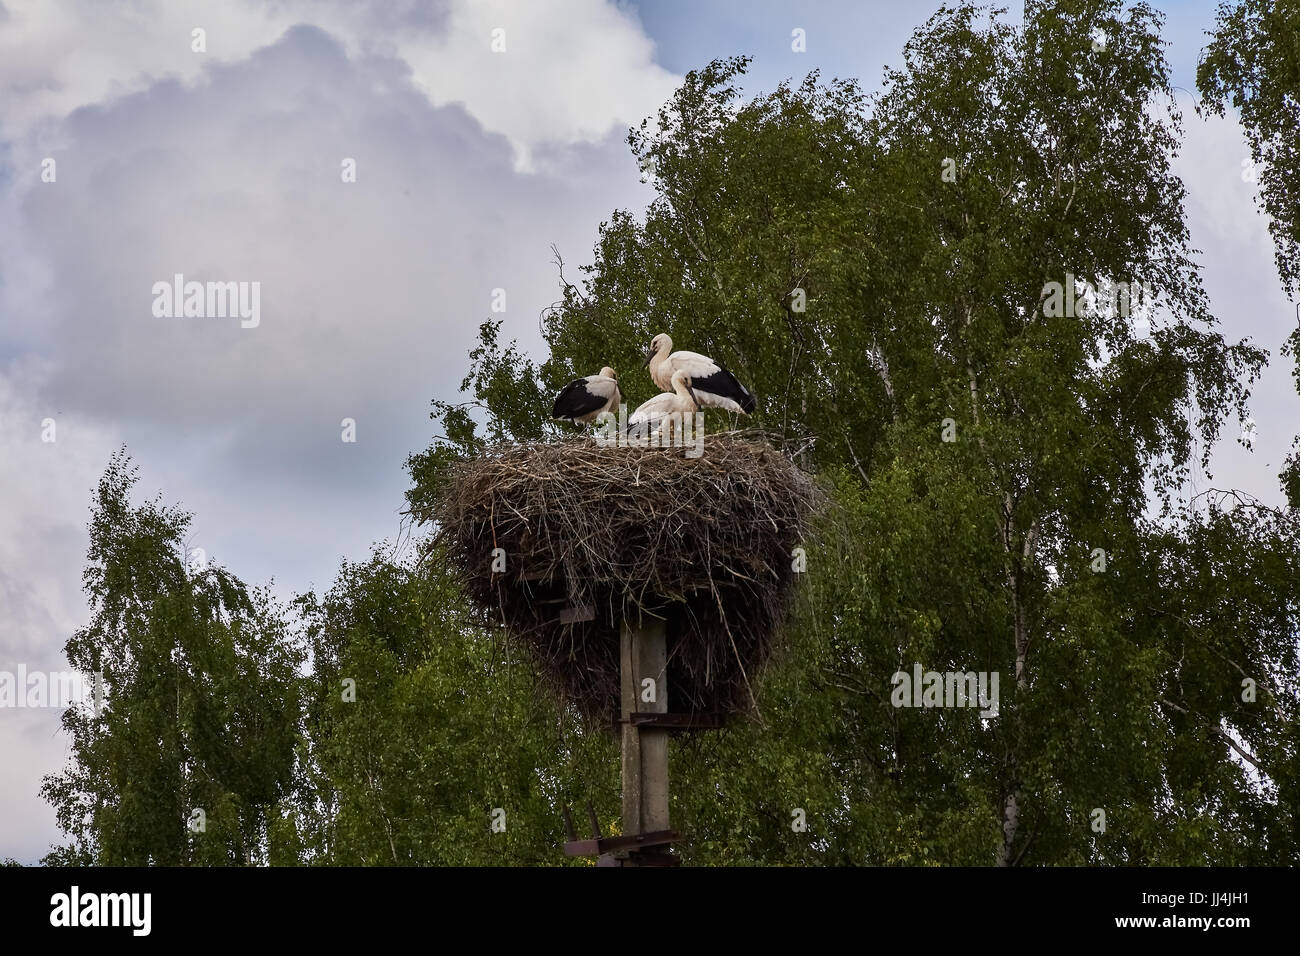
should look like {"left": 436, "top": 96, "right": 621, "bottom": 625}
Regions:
{"left": 563, "top": 615, "right": 681, "bottom": 866}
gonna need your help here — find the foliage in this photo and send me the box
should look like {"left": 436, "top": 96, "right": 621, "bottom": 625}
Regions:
{"left": 414, "top": 0, "right": 1295, "bottom": 865}
{"left": 283, "top": 548, "right": 617, "bottom": 865}
{"left": 1199, "top": 0, "right": 1300, "bottom": 298}
{"left": 40, "top": 450, "right": 301, "bottom": 865}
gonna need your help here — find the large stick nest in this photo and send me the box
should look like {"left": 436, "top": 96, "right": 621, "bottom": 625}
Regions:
{"left": 417, "top": 431, "right": 823, "bottom": 725}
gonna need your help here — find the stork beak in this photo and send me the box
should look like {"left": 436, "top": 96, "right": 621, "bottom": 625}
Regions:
{"left": 641, "top": 347, "right": 655, "bottom": 368}
{"left": 689, "top": 387, "right": 701, "bottom": 410}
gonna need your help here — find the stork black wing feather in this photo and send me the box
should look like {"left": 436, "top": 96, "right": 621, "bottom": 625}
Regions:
{"left": 693, "top": 364, "right": 757, "bottom": 413}
{"left": 552, "top": 379, "right": 608, "bottom": 419}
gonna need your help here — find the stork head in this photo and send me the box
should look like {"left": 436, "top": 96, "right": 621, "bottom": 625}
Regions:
{"left": 599, "top": 366, "right": 617, "bottom": 380}
{"left": 643, "top": 333, "right": 670, "bottom": 367}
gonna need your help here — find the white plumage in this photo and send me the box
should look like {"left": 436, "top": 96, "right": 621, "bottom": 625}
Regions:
{"left": 627, "top": 369, "right": 699, "bottom": 438}
{"left": 552, "top": 366, "right": 621, "bottom": 425}
{"left": 643, "top": 333, "right": 757, "bottom": 414}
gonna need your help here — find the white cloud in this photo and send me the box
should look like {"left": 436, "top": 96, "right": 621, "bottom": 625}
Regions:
{"left": 0, "top": 3, "right": 665, "bottom": 861}
{"left": 395, "top": 0, "right": 678, "bottom": 170}
{"left": 0, "top": 0, "right": 678, "bottom": 167}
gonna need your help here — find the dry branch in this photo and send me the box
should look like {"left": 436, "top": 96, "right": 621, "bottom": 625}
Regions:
{"left": 415, "top": 431, "right": 824, "bottom": 726}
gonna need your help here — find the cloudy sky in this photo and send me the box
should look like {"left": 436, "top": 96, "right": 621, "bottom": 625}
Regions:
{"left": 0, "top": 0, "right": 1292, "bottom": 864}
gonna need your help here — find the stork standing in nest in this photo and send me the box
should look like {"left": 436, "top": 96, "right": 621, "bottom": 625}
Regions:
{"left": 552, "top": 367, "right": 621, "bottom": 425}
{"left": 628, "top": 369, "right": 700, "bottom": 445}
{"left": 643, "top": 333, "right": 757, "bottom": 415}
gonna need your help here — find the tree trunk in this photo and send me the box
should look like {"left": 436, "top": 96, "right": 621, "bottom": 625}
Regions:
{"left": 998, "top": 563, "right": 1033, "bottom": 866}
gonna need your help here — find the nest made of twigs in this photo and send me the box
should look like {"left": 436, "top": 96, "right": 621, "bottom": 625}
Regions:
{"left": 416, "top": 431, "right": 823, "bottom": 726}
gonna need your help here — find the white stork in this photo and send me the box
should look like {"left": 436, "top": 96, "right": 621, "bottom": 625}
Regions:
{"left": 627, "top": 369, "right": 700, "bottom": 440}
{"left": 643, "top": 333, "right": 757, "bottom": 414}
{"left": 552, "top": 367, "right": 621, "bottom": 425}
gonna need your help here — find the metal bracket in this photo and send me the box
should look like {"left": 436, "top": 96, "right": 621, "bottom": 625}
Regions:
{"left": 562, "top": 803, "right": 679, "bottom": 864}
{"left": 612, "top": 711, "right": 726, "bottom": 730}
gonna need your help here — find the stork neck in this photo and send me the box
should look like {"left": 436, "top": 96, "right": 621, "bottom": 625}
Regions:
{"left": 648, "top": 341, "right": 672, "bottom": 389}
